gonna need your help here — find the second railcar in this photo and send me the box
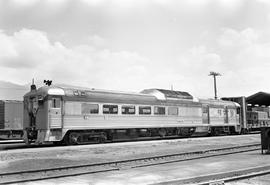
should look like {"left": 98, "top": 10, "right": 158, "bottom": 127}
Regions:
{"left": 199, "top": 99, "right": 241, "bottom": 135}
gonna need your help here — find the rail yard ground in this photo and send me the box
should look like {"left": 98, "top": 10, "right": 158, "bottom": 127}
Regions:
{"left": 0, "top": 134, "right": 266, "bottom": 184}
{"left": 228, "top": 174, "right": 270, "bottom": 185}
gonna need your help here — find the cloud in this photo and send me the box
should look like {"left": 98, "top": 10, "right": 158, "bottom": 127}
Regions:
{"left": 178, "top": 46, "right": 223, "bottom": 75}
{"left": 218, "top": 28, "right": 258, "bottom": 48}
{"left": 0, "top": 29, "right": 60, "bottom": 68}
{"left": 0, "top": 28, "right": 150, "bottom": 90}
{"left": 163, "top": 27, "right": 270, "bottom": 98}
{"left": 217, "top": 27, "right": 270, "bottom": 66}
{"left": 9, "top": 0, "right": 39, "bottom": 7}
{"left": 256, "top": 0, "right": 270, "bottom": 5}
{"left": 215, "top": 27, "right": 270, "bottom": 96}
{"left": 1, "top": 26, "right": 270, "bottom": 98}
{"left": 87, "top": 35, "right": 106, "bottom": 47}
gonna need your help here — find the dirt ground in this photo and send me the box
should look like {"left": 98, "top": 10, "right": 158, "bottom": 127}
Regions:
{"left": 0, "top": 134, "right": 260, "bottom": 173}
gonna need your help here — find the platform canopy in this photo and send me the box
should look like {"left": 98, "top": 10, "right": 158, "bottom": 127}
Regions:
{"left": 246, "top": 92, "right": 270, "bottom": 106}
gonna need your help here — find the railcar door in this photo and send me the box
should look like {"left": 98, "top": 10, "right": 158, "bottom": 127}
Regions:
{"left": 49, "top": 97, "right": 62, "bottom": 128}
{"left": 202, "top": 105, "right": 210, "bottom": 124}
{"left": 224, "top": 107, "right": 229, "bottom": 123}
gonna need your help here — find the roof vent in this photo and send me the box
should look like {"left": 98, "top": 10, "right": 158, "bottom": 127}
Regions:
{"left": 141, "top": 89, "right": 194, "bottom": 101}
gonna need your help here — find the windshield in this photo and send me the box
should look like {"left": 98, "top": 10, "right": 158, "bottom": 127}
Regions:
{"left": 27, "top": 97, "right": 39, "bottom": 115}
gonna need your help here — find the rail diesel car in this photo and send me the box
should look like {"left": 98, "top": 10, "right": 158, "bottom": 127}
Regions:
{"left": 23, "top": 84, "right": 241, "bottom": 145}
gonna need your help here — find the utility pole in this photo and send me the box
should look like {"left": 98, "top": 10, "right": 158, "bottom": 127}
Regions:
{"left": 209, "top": 71, "right": 221, "bottom": 99}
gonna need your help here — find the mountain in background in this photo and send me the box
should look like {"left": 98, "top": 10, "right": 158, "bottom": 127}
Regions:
{"left": 0, "top": 80, "right": 135, "bottom": 100}
{"left": 0, "top": 81, "right": 96, "bottom": 100}
{"left": 0, "top": 81, "right": 29, "bottom": 100}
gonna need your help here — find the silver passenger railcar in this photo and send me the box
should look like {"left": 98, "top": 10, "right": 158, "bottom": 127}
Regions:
{"left": 23, "top": 84, "right": 241, "bottom": 145}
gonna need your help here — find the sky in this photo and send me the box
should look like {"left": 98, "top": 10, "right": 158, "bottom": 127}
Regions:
{"left": 1, "top": 0, "right": 270, "bottom": 98}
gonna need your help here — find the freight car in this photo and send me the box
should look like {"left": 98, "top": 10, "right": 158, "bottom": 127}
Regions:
{"left": 246, "top": 106, "right": 270, "bottom": 130}
{"left": 222, "top": 96, "right": 270, "bottom": 132}
{"left": 23, "top": 84, "right": 241, "bottom": 145}
{"left": 0, "top": 100, "right": 23, "bottom": 139}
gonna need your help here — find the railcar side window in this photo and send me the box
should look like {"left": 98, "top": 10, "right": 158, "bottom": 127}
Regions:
{"left": 139, "top": 106, "right": 151, "bottom": 115}
{"left": 168, "top": 107, "right": 178, "bottom": 115}
{"left": 82, "top": 103, "right": 99, "bottom": 114}
{"left": 237, "top": 108, "right": 240, "bottom": 114}
{"left": 154, "top": 106, "right": 165, "bottom": 115}
{"left": 65, "top": 102, "right": 81, "bottom": 115}
{"left": 103, "top": 105, "right": 118, "bottom": 114}
{"left": 52, "top": 98, "right": 60, "bottom": 108}
{"left": 122, "top": 105, "right": 135, "bottom": 114}
{"left": 229, "top": 109, "right": 235, "bottom": 117}
{"left": 202, "top": 106, "right": 208, "bottom": 113}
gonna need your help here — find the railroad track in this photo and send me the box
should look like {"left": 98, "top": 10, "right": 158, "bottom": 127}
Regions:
{"left": 153, "top": 164, "right": 270, "bottom": 185}
{"left": 0, "top": 143, "right": 261, "bottom": 184}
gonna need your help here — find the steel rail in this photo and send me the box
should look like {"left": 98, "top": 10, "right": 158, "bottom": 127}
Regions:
{"left": 199, "top": 167, "right": 270, "bottom": 185}
{"left": 153, "top": 165, "right": 270, "bottom": 185}
{"left": 0, "top": 143, "right": 261, "bottom": 184}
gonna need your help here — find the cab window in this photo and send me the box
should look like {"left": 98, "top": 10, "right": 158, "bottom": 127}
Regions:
{"left": 52, "top": 98, "right": 61, "bottom": 108}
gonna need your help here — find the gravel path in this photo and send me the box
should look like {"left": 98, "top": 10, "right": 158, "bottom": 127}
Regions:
{"left": 0, "top": 134, "right": 260, "bottom": 173}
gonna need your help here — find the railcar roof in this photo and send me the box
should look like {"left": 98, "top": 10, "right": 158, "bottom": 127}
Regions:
{"left": 24, "top": 85, "right": 240, "bottom": 107}
{"left": 141, "top": 88, "right": 195, "bottom": 101}
{"left": 0, "top": 100, "right": 22, "bottom": 103}
{"left": 24, "top": 85, "right": 201, "bottom": 105}
{"left": 199, "top": 99, "right": 240, "bottom": 107}
{"left": 24, "top": 85, "right": 65, "bottom": 98}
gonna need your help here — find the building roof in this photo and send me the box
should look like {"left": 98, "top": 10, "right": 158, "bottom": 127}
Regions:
{"left": 246, "top": 92, "right": 270, "bottom": 106}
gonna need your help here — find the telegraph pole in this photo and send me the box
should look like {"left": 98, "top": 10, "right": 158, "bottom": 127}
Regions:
{"left": 209, "top": 71, "right": 221, "bottom": 99}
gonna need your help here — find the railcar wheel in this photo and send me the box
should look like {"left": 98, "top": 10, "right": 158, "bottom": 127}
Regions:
{"left": 210, "top": 128, "right": 219, "bottom": 136}
{"left": 180, "top": 128, "right": 189, "bottom": 137}
{"left": 67, "top": 132, "right": 80, "bottom": 145}
{"left": 25, "top": 139, "right": 31, "bottom": 146}
{"left": 158, "top": 128, "right": 167, "bottom": 137}
{"left": 98, "top": 133, "right": 107, "bottom": 143}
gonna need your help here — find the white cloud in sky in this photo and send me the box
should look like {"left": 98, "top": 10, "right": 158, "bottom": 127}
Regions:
{"left": 0, "top": 28, "right": 150, "bottom": 91}
{"left": 214, "top": 27, "right": 270, "bottom": 96}
{"left": 9, "top": 0, "right": 39, "bottom": 8}
{"left": 1, "top": 26, "right": 270, "bottom": 98}
{"left": 1, "top": 0, "right": 270, "bottom": 98}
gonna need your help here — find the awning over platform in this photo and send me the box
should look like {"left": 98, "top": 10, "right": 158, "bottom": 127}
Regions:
{"left": 246, "top": 92, "right": 270, "bottom": 106}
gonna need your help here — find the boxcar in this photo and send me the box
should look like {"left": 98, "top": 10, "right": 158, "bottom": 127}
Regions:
{"left": 23, "top": 85, "right": 241, "bottom": 145}
{"left": 0, "top": 100, "right": 23, "bottom": 139}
